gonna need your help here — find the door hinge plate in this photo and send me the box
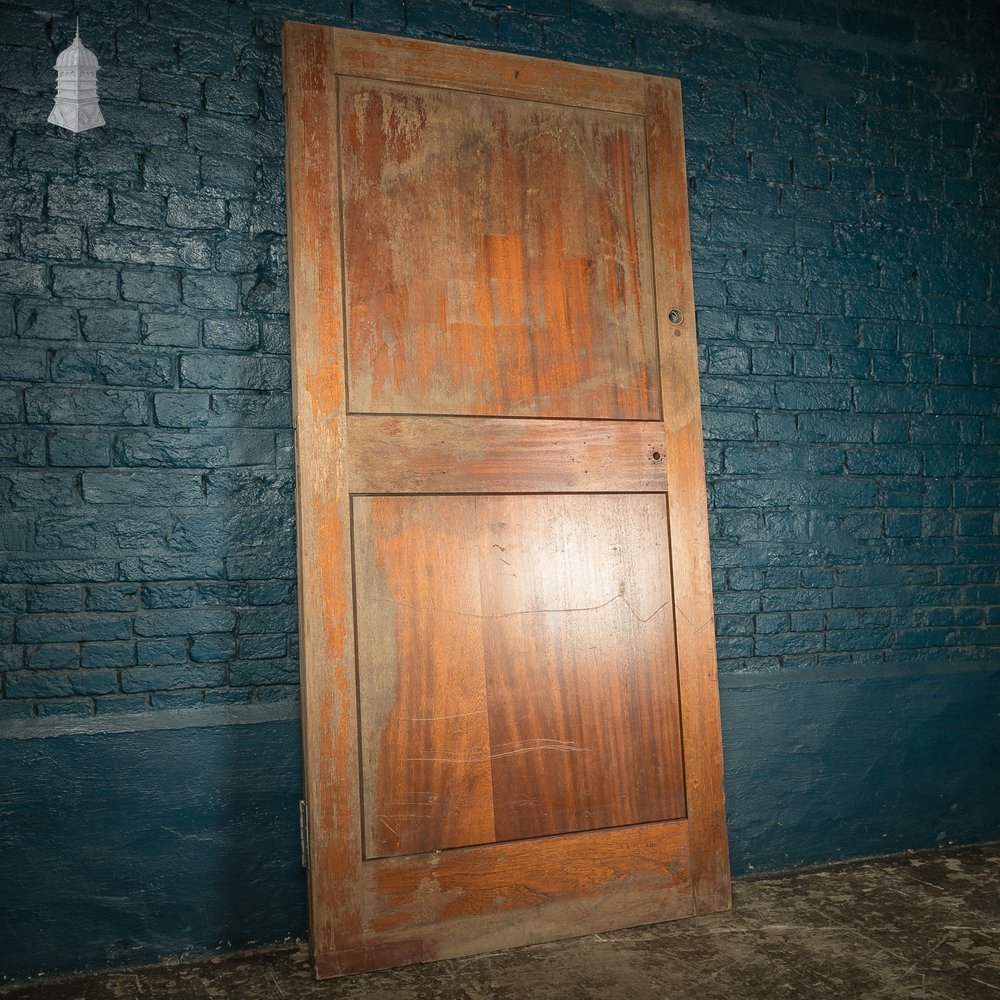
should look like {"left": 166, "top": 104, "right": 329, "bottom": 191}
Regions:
{"left": 299, "top": 799, "right": 310, "bottom": 870}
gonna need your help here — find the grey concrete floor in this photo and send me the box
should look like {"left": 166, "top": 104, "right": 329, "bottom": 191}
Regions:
{"left": 3, "top": 843, "right": 998, "bottom": 1000}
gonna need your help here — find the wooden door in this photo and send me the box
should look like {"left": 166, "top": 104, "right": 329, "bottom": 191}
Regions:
{"left": 283, "top": 23, "right": 730, "bottom": 978}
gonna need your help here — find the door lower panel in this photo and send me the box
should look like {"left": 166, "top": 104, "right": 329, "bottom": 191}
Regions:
{"left": 354, "top": 494, "right": 686, "bottom": 860}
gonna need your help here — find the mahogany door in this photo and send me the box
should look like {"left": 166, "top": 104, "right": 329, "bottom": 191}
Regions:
{"left": 283, "top": 23, "right": 730, "bottom": 977}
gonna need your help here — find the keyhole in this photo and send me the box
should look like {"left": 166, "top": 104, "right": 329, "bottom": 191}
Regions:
{"left": 668, "top": 308, "right": 683, "bottom": 324}
{"left": 652, "top": 451, "right": 662, "bottom": 461}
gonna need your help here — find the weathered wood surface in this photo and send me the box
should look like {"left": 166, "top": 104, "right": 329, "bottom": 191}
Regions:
{"left": 346, "top": 416, "right": 667, "bottom": 494}
{"left": 341, "top": 76, "right": 660, "bottom": 419}
{"left": 310, "top": 820, "right": 693, "bottom": 975}
{"left": 284, "top": 21, "right": 730, "bottom": 978}
{"left": 283, "top": 21, "right": 364, "bottom": 960}
{"left": 645, "top": 77, "right": 731, "bottom": 914}
{"left": 354, "top": 494, "right": 686, "bottom": 858}
{"left": 365, "top": 819, "right": 692, "bottom": 941}
{"left": 354, "top": 495, "right": 495, "bottom": 859}
{"left": 332, "top": 27, "right": 647, "bottom": 114}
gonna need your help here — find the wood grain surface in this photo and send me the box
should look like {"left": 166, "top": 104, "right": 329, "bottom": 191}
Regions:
{"left": 283, "top": 21, "right": 365, "bottom": 960}
{"left": 332, "top": 27, "right": 647, "bottom": 114}
{"left": 354, "top": 495, "right": 686, "bottom": 857}
{"left": 284, "top": 22, "right": 730, "bottom": 978}
{"left": 480, "top": 494, "right": 685, "bottom": 841}
{"left": 313, "top": 818, "right": 693, "bottom": 975}
{"left": 346, "top": 416, "right": 668, "bottom": 494}
{"left": 340, "top": 76, "right": 660, "bottom": 419}
{"left": 354, "top": 496, "right": 495, "bottom": 859}
{"left": 366, "top": 819, "right": 692, "bottom": 940}
{"left": 644, "top": 77, "right": 731, "bottom": 915}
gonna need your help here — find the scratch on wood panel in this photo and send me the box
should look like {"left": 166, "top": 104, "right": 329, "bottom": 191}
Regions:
{"left": 409, "top": 710, "right": 487, "bottom": 722}
{"left": 371, "top": 593, "right": 671, "bottom": 624}
{"left": 378, "top": 815, "right": 400, "bottom": 839}
{"left": 387, "top": 796, "right": 443, "bottom": 807}
{"left": 406, "top": 738, "right": 591, "bottom": 764}
{"left": 672, "top": 600, "right": 716, "bottom": 636}
{"left": 492, "top": 738, "right": 589, "bottom": 754}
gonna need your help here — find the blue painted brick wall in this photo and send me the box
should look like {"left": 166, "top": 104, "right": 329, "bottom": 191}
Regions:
{"left": 0, "top": 0, "right": 997, "bottom": 717}
{"left": 1, "top": 0, "right": 298, "bottom": 719}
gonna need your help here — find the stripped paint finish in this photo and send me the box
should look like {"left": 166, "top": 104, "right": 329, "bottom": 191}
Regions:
{"left": 341, "top": 78, "right": 660, "bottom": 419}
{"left": 345, "top": 416, "right": 668, "bottom": 494}
{"left": 353, "top": 494, "right": 686, "bottom": 858}
{"left": 283, "top": 23, "right": 365, "bottom": 959}
{"left": 283, "top": 23, "right": 730, "bottom": 978}
{"left": 644, "top": 77, "right": 731, "bottom": 915}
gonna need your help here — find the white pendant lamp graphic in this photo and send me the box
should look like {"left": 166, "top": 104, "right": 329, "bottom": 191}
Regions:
{"left": 48, "top": 19, "right": 106, "bottom": 134}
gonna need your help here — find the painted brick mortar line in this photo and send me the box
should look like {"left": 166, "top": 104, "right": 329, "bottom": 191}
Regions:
{"left": 0, "top": 0, "right": 998, "bottom": 719}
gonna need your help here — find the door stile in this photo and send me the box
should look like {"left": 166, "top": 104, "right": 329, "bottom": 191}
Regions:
{"left": 643, "top": 76, "right": 731, "bottom": 914}
{"left": 284, "top": 22, "right": 365, "bottom": 966}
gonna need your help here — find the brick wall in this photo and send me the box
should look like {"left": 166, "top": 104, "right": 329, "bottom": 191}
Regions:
{"left": 1, "top": 0, "right": 297, "bottom": 718}
{"left": 683, "top": 2, "right": 1000, "bottom": 677}
{"left": 1, "top": 0, "right": 998, "bottom": 983}
{"left": 0, "top": 0, "right": 998, "bottom": 711}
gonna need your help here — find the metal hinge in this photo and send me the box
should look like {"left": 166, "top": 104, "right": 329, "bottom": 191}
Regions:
{"left": 299, "top": 799, "right": 310, "bottom": 870}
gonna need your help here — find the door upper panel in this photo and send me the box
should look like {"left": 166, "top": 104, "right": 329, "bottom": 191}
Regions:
{"left": 340, "top": 77, "right": 661, "bottom": 419}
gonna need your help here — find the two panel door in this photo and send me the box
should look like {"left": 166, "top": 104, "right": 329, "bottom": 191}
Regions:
{"left": 283, "top": 23, "right": 729, "bottom": 977}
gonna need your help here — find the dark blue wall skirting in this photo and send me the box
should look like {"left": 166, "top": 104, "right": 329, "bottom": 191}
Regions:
{"left": 3, "top": 664, "right": 998, "bottom": 983}
{"left": 0, "top": 709, "right": 307, "bottom": 984}
{"left": 722, "top": 663, "right": 1000, "bottom": 875}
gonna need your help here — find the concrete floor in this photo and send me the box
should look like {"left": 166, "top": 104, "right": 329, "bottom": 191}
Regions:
{"left": 3, "top": 843, "right": 998, "bottom": 1000}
